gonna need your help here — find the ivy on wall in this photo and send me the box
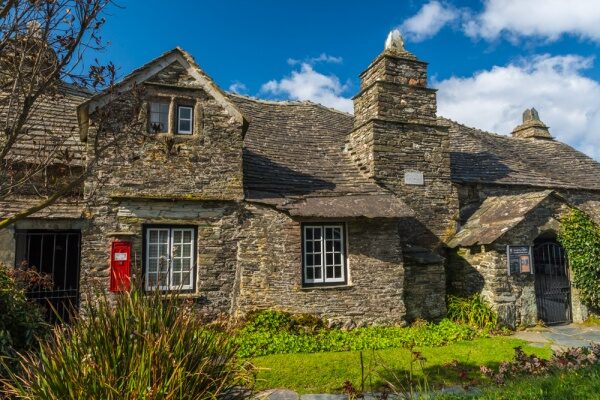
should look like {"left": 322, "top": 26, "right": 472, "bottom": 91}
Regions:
{"left": 558, "top": 209, "right": 600, "bottom": 309}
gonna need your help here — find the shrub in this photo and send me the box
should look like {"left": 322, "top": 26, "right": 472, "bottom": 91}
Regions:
{"left": 235, "top": 310, "right": 483, "bottom": 358}
{"left": 558, "top": 208, "right": 600, "bottom": 308}
{"left": 0, "top": 288, "right": 253, "bottom": 399}
{"left": 447, "top": 294, "right": 498, "bottom": 329}
{"left": 0, "top": 263, "right": 49, "bottom": 374}
{"left": 242, "top": 309, "right": 326, "bottom": 334}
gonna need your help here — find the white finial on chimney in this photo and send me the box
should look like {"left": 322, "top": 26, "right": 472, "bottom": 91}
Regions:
{"left": 385, "top": 29, "right": 405, "bottom": 53}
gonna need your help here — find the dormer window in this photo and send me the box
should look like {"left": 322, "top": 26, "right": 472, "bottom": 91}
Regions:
{"left": 177, "top": 105, "right": 193, "bottom": 134}
{"left": 149, "top": 101, "right": 169, "bottom": 133}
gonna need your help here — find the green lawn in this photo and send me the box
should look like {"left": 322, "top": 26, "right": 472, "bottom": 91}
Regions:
{"left": 250, "top": 337, "right": 551, "bottom": 394}
{"left": 442, "top": 366, "right": 600, "bottom": 400}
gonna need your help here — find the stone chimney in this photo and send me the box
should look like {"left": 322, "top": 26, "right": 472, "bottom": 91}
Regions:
{"left": 511, "top": 108, "right": 553, "bottom": 140}
{"left": 347, "top": 30, "right": 456, "bottom": 245}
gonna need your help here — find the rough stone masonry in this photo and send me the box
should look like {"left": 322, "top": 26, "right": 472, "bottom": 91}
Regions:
{"left": 3, "top": 31, "right": 600, "bottom": 328}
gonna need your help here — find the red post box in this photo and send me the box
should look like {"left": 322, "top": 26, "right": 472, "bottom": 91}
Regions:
{"left": 110, "top": 241, "right": 131, "bottom": 292}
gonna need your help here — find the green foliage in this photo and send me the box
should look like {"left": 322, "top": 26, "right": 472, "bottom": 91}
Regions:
{"left": 243, "top": 309, "right": 325, "bottom": 334}
{"left": 558, "top": 208, "right": 600, "bottom": 308}
{"left": 0, "top": 263, "right": 49, "bottom": 373}
{"left": 446, "top": 294, "right": 498, "bottom": 329}
{"left": 0, "top": 289, "right": 253, "bottom": 399}
{"left": 235, "top": 310, "right": 484, "bottom": 358}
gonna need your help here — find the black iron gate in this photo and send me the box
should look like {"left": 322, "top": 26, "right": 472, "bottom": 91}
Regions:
{"left": 534, "top": 241, "right": 571, "bottom": 325}
{"left": 15, "top": 230, "right": 81, "bottom": 323}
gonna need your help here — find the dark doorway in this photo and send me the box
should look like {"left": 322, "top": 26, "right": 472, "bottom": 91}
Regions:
{"left": 534, "top": 238, "right": 571, "bottom": 325}
{"left": 15, "top": 230, "right": 81, "bottom": 323}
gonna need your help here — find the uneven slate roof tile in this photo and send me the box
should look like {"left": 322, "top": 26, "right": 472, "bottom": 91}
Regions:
{"left": 448, "top": 190, "right": 555, "bottom": 248}
{"left": 444, "top": 118, "right": 600, "bottom": 190}
{"left": 228, "top": 94, "right": 414, "bottom": 218}
{"left": 0, "top": 84, "right": 89, "bottom": 165}
{"left": 0, "top": 196, "right": 84, "bottom": 219}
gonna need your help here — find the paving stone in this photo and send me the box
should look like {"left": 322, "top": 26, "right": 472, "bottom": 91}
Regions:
{"left": 300, "top": 395, "right": 346, "bottom": 400}
{"left": 260, "top": 389, "right": 299, "bottom": 400}
{"left": 515, "top": 324, "right": 600, "bottom": 349}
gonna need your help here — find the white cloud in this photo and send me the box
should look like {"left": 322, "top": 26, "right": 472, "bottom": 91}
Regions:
{"left": 260, "top": 63, "right": 353, "bottom": 113}
{"left": 464, "top": 0, "right": 600, "bottom": 42}
{"left": 400, "top": 0, "right": 600, "bottom": 43}
{"left": 400, "top": 1, "right": 459, "bottom": 42}
{"left": 287, "top": 53, "right": 343, "bottom": 66}
{"left": 228, "top": 81, "right": 248, "bottom": 94}
{"left": 435, "top": 54, "right": 600, "bottom": 160}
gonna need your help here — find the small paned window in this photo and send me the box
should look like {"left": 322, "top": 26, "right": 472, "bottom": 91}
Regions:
{"left": 302, "top": 224, "right": 346, "bottom": 286}
{"left": 177, "top": 105, "right": 193, "bottom": 134}
{"left": 145, "top": 226, "right": 196, "bottom": 291}
{"left": 149, "top": 102, "right": 169, "bottom": 133}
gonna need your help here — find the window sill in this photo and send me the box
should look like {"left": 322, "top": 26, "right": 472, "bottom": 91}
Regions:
{"left": 148, "top": 131, "right": 200, "bottom": 138}
{"left": 143, "top": 289, "right": 200, "bottom": 298}
{"left": 300, "top": 284, "right": 354, "bottom": 291}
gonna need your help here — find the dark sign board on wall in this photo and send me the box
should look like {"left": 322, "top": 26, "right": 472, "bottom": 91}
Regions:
{"left": 507, "top": 245, "right": 533, "bottom": 275}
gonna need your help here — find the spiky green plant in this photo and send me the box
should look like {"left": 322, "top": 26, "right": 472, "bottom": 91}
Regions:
{"left": 446, "top": 294, "right": 498, "bottom": 330}
{"left": 0, "top": 288, "right": 253, "bottom": 399}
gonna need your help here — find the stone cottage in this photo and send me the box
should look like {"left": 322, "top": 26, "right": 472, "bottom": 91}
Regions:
{"left": 2, "top": 30, "right": 600, "bottom": 328}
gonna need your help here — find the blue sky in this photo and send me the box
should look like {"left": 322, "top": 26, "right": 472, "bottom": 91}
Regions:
{"left": 96, "top": 0, "right": 600, "bottom": 159}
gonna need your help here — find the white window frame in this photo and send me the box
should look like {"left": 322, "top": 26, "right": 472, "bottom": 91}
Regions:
{"left": 149, "top": 101, "right": 169, "bottom": 133}
{"left": 145, "top": 226, "right": 195, "bottom": 291}
{"left": 302, "top": 224, "right": 346, "bottom": 285}
{"left": 177, "top": 105, "right": 193, "bottom": 134}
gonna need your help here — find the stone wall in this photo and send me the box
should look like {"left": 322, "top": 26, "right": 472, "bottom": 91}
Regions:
{"left": 79, "top": 65, "right": 246, "bottom": 306}
{"left": 403, "top": 257, "right": 446, "bottom": 322}
{"left": 90, "top": 85, "right": 244, "bottom": 201}
{"left": 448, "top": 194, "right": 588, "bottom": 327}
{"left": 353, "top": 82, "right": 437, "bottom": 128}
{"left": 107, "top": 200, "right": 240, "bottom": 316}
{"left": 448, "top": 246, "right": 537, "bottom": 328}
{"left": 235, "top": 204, "right": 407, "bottom": 327}
{"left": 0, "top": 225, "right": 14, "bottom": 266}
{"left": 371, "top": 119, "right": 457, "bottom": 244}
{"left": 349, "top": 51, "right": 458, "bottom": 246}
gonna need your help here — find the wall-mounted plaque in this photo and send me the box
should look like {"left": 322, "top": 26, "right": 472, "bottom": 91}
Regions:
{"left": 507, "top": 245, "right": 533, "bottom": 275}
{"left": 404, "top": 171, "right": 424, "bottom": 186}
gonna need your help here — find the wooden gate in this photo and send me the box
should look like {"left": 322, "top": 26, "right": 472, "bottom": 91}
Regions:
{"left": 533, "top": 241, "right": 571, "bottom": 325}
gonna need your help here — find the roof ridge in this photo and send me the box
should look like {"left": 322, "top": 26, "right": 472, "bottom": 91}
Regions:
{"left": 227, "top": 92, "right": 353, "bottom": 117}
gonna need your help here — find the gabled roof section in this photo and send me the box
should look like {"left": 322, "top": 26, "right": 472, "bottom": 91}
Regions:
{"left": 448, "top": 190, "right": 560, "bottom": 248}
{"left": 228, "top": 94, "right": 414, "bottom": 219}
{"left": 446, "top": 117, "right": 600, "bottom": 190}
{"left": 77, "top": 47, "right": 244, "bottom": 140}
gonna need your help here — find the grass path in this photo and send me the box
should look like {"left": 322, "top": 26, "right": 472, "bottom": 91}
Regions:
{"left": 250, "top": 337, "right": 551, "bottom": 394}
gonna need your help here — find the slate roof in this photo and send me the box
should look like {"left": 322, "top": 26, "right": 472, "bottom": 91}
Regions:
{"left": 0, "top": 196, "right": 84, "bottom": 219}
{"left": 228, "top": 94, "right": 414, "bottom": 218}
{"left": 448, "top": 190, "right": 556, "bottom": 248}
{"left": 445, "top": 118, "right": 600, "bottom": 191}
{"left": 0, "top": 84, "right": 89, "bottom": 165}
